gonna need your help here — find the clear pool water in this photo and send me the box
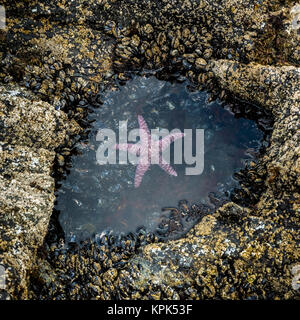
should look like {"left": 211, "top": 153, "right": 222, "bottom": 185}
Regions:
{"left": 56, "top": 76, "right": 263, "bottom": 241}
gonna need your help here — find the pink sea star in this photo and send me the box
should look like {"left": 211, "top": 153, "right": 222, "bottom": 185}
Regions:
{"left": 115, "top": 115, "right": 185, "bottom": 188}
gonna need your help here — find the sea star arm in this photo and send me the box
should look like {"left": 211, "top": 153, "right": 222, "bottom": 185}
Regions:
{"left": 115, "top": 143, "right": 140, "bottom": 154}
{"left": 159, "top": 163, "right": 178, "bottom": 177}
{"left": 160, "top": 132, "right": 185, "bottom": 151}
{"left": 138, "top": 115, "right": 151, "bottom": 143}
{"left": 134, "top": 163, "right": 150, "bottom": 188}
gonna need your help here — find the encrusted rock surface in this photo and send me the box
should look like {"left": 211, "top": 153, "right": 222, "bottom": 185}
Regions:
{"left": 0, "top": 0, "right": 299, "bottom": 299}
{"left": 0, "top": 84, "right": 80, "bottom": 298}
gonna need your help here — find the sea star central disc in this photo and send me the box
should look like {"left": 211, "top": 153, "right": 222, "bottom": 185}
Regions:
{"left": 115, "top": 115, "right": 185, "bottom": 187}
